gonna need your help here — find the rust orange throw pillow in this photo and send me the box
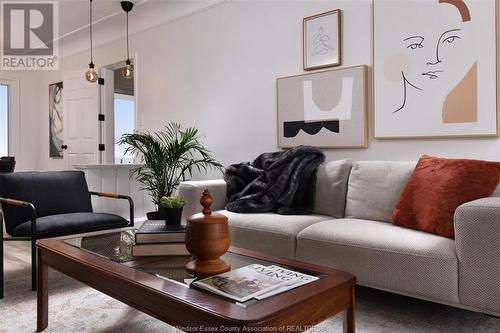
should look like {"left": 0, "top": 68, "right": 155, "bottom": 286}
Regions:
{"left": 392, "top": 155, "right": 500, "bottom": 239}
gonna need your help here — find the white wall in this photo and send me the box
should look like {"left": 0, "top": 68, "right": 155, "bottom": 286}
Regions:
{"left": 9, "top": 0, "right": 500, "bottom": 174}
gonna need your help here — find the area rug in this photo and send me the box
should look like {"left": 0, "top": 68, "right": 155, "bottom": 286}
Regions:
{"left": 1, "top": 270, "right": 499, "bottom": 333}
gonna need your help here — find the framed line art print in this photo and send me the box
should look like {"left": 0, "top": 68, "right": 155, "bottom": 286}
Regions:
{"left": 277, "top": 65, "right": 368, "bottom": 148}
{"left": 373, "top": 0, "right": 498, "bottom": 138}
{"left": 303, "top": 9, "right": 342, "bottom": 71}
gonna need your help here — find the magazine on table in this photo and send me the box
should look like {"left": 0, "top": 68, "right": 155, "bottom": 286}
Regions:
{"left": 192, "top": 264, "right": 318, "bottom": 302}
{"left": 253, "top": 265, "right": 319, "bottom": 300}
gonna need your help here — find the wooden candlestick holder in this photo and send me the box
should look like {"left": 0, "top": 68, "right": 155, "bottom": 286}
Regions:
{"left": 185, "top": 189, "right": 231, "bottom": 277}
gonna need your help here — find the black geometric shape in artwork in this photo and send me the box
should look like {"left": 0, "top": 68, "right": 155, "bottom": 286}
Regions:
{"left": 283, "top": 120, "right": 340, "bottom": 138}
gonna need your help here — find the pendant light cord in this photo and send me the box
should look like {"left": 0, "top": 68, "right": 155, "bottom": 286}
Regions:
{"left": 126, "top": 11, "right": 129, "bottom": 61}
{"left": 89, "top": 0, "right": 93, "bottom": 64}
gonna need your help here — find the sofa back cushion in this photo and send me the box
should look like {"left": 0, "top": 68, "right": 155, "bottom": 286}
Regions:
{"left": 0, "top": 171, "right": 93, "bottom": 234}
{"left": 345, "top": 161, "right": 416, "bottom": 222}
{"left": 313, "top": 159, "right": 353, "bottom": 218}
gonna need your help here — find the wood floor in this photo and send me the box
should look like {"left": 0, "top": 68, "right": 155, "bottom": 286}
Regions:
{"left": 3, "top": 240, "right": 31, "bottom": 281}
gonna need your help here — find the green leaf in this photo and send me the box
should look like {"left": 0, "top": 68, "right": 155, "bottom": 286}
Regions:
{"left": 117, "top": 122, "right": 223, "bottom": 207}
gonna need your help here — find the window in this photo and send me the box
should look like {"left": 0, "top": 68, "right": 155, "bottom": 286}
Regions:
{"left": 114, "top": 93, "right": 135, "bottom": 164}
{"left": 0, "top": 84, "right": 8, "bottom": 157}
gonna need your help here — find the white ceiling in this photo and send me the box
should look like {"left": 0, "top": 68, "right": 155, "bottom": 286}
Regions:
{"left": 56, "top": 0, "right": 226, "bottom": 58}
{"left": 58, "top": 0, "right": 130, "bottom": 37}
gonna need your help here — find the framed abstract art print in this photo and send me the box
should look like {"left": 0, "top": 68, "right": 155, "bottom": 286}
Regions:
{"left": 277, "top": 65, "right": 368, "bottom": 148}
{"left": 373, "top": 0, "right": 498, "bottom": 138}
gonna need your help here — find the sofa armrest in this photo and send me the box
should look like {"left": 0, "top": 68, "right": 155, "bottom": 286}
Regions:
{"left": 454, "top": 196, "right": 500, "bottom": 313}
{"left": 178, "top": 179, "right": 227, "bottom": 220}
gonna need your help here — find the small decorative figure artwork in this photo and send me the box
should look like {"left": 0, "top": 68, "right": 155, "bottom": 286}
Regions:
{"left": 303, "top": 9, "right": 341, "bottom": 70}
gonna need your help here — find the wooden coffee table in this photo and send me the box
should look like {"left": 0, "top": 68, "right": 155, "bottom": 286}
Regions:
{"left": 36, "top": 228, "right": 356, "bottom": 332}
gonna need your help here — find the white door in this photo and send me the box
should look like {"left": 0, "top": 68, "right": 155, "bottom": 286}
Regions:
{"left": 63, "top": 69, "right": 101, "bottom": 169}
{"left": 101, "top": 68, "right": 115, "bottom": 164}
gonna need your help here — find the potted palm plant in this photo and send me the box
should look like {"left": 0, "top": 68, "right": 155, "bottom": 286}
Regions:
{"left": 118, "top": 123, "right": 222, "bottom": 223}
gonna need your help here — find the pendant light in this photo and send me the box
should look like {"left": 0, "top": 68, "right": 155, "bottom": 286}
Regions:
{"left": 121, "top": 1, "right": 134, "bottom": 79}
{"left": 85, "top": 0, "right": 98, "bottom": 82}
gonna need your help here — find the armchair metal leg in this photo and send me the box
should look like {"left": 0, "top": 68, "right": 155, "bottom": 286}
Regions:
{"left": 30, "top": 205, "right": 37, "bottom": 291}
{"left": 128, "top": 198, "right": 134, "bottom": 227}
{"left": 0, "top": 200, "right": 37, "bottom": 294}
{"left": 1, "top": 230, "right": 3, "bottom": 299}
{"left": 1, "top": 210, "right": 4, "bottom": 299}
{"left": 31, "top": 237, "right": 37, "bottom": 291}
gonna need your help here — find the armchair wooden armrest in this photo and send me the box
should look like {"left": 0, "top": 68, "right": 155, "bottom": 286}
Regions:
{"left": 0, "top": 197, "right": 34, "bottom": 208}
{"left": 89, "top": 192, "right": 134, "bottom": 226}
{"left": 0, "top": 197, "right": 37, "bottom": 236}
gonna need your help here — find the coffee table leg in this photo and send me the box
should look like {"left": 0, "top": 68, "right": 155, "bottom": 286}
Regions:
{"left": 37, "top": 249, "right": 48, "bottom": 332}
{"left": 343, "top": 286, "right": 355, "bottom": 333}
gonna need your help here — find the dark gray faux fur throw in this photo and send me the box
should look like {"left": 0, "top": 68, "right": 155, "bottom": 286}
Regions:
{"left": 224, "top": 146, "right": 325, "bottom": 215}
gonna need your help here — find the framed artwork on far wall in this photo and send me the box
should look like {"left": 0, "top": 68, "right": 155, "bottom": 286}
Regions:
{"left": 277, "top": 65, "right": 368, "bottom": 148}
{"left": 49, "top": 81, "right": 63, "bottom": 158}
{"left": 373, "top": 0, "right": 498, "bottom": 138}
{"left": 303, "top": 9, "right": 342, "bottom": 71}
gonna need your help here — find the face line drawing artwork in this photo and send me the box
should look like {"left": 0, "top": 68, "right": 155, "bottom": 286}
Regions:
{"left": 403, "top": 35, "right": 424, "bottom": 50}
{"left": 375, "top": 0, "right": 496, "bottom": 137}
{"left": 391, "top": 0, "right": 472, "bottom": 114}
{"left": 393, "top": 71, "right": 424, "bottom": 113}
{"left": 428, "top": 28, "right": 462, "bottom": 66}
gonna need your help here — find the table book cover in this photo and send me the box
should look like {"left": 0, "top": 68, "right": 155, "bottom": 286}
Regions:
{"left": 135, "top": 220, "right": 186, "bottom": 244}
{"left": 132, "top": 243, "right": 189, "bottom": 256}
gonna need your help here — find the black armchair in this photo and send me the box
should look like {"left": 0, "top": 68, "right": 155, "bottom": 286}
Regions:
{"left": 0, "top": 171, "right": 134, "bottom": 298}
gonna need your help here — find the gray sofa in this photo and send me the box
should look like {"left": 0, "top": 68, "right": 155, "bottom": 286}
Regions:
{"left": 178, "top": 159, "right": 500, "bottom": 316}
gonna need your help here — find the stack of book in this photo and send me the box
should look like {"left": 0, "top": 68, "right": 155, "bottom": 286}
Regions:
{"left": 192, "top": 264, "right": 319, "bottom": 302}
{"left": 132, "top": 220, "right": 190, "bottom": 257}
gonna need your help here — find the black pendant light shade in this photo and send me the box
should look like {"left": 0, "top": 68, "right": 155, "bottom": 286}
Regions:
{"left": 121, "top": 1, "right": 134, "bottom": 79}
{"left": 85, "top": 0, "right": 98, "bottom": 82}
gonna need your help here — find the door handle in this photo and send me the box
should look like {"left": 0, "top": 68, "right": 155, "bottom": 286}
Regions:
{"left": 61, "top": 145, "right": 68, "bottom": 150}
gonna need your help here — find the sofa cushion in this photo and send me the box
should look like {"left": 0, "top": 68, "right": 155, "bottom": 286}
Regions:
{"left": 313, "top": 159, "right": 353, "bottom": 218}
{"left": 296, "top": 218, "right": 459, "bottom": 303}
{"left": 345, "top": 161, "right": 416, "bottom": 222}
{"left": 11, "top": 212, "right": 128, "bottom": 238}
{"left": 179, "top": 179, "right": 227, "bottom": 220}
{"left": 392, "top": 155, "right": 500, "bottom": 239}
{"left": 217, "top": 209, "right": 330, "bottom": 259}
